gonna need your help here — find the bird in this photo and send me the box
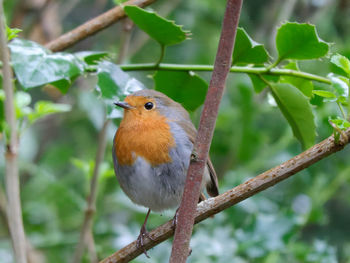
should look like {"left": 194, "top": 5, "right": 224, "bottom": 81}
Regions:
{"left": 112, "top": 89, "right": 219, "bottom": 256}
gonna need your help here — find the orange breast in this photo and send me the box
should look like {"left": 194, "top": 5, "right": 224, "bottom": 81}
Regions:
{"left": 114, "top": 111, "right": 176, "bottom": 166}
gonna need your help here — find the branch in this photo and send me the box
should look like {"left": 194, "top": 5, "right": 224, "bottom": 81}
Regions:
{"left": 99, "top": 128, "right": 350, "bottom": 263}
{"left": 116, "top": 18, "right": 134, "bottom": 64}
{"left": 170, "top": 0, "right": 243, "bottom": 262}
{"left": 119, "top": 63, "right": 332, "bottom": 84}
{"left": 45, "top": 0, "right": 156, "bottom": 52}
{"left": 72, "top": 119, "right": 110, "bottom": 263}
{"left": 0, "top": 2, "right": 27, "bottom": 263}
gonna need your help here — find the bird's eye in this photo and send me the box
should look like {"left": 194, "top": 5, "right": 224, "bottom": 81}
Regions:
{"left": 144, "top": 102, "right": 154, "bottom": 110}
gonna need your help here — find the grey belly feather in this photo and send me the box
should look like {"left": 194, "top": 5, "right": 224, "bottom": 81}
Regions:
{"left": 113, "top": 122, "right": 194, "bottom": 211}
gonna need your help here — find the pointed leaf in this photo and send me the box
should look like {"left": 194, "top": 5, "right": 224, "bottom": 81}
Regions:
{"left": 233, "top": 28, "right": 269, "bottom": 65}
{"left": 280, "top": 62, "right": 313, "bottom": 97}
{"left": 75, "top": 51, "right": 109, "bottom": 65}
{"left": 276, "top": 22, "right": 329, "bottom": 60}
{"left": 312, "top": 90, "right": 336, "bottom": 98}
{"left": 153, "top": 71, "right": 208, "bottom": 111}
{"left": 124, "top": 6, "right": 188, "bottom": 46}
{"left": 28, "top": 101, "right": 71, "bottom": 123}
{"left": 6, "top": 26, "right": 22, "bottom": 41}
{"left": 8, "top": 39, "right": 84, "bottom": 92}
{"left": 330, "top": 54, "right": 350, "bottom": 77}
{"left": 328, "top": 73, "right": 349, "bottom": 97}
{"left": 330, "top": 118, "right": 350, "bottom": 130}
{"left": 271, "top": 83, "right": 316, "bottom": 148}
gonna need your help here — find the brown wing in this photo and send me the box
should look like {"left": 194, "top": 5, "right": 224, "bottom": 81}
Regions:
{"left": 147, "top": 90, "right": 219, "bottom": 197}
{"left": 172, "top": 105, "right": 219, "bottom": 198}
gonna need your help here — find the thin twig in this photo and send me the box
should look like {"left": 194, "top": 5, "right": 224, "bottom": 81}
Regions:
{"left": 170, "top": 0, "right": 242, "bottom": 262}
{"left": 86, "top": 229, "right": 99, "bottom": 263}
{"left": 0, "top": 1, "right": 27, "bottom": 263}
{"left": 72, "top": 119, "right": 110, "bottom": 263}
{"left": 116, "top": 18, "right": 134, "bottom": 64}
{"left": 45, "top": 0, "right": 156, "bottom": 52}
{"left": 99, "top": 128, "right": 350, "bottom": 263}
{"left": 119, "top": 63, "right": 332, "bottom": 85}
{"left": 0, "top": 186, "right": 9, "bottom": 231}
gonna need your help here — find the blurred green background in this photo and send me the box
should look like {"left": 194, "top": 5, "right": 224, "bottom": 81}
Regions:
{"left": 1, "top": 0, "right": 350, "bottom": 262}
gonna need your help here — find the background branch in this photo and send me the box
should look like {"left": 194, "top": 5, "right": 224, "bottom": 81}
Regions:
{"left": 170, "top": 0, "right": 242, "bottom": 261}
{"left": 99, "top": 128, "right": 350, "bottom": 263}
{"left": 45, "top": 0, "right": 156, "bottom": 52}
{"left": 72, "top": 119, "right": 110, "bottom": 263}
{"left": 0, "top": 1, "right": 27, "bottom": 262}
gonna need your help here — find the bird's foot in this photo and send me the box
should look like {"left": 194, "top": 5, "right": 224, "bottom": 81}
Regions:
{"left": 136, "top": 224, "right": 155, "bottom": 258}
{"left": 171, "top": 208, "right": 179, "bottom": 230}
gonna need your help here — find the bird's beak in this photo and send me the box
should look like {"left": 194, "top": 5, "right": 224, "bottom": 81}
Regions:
{"left": 114, "top": 101, "right": 134, "bottom": 109}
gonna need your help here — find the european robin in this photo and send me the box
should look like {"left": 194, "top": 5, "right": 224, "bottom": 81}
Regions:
{"left": 112, "top": 89, "right": 219, "bottom": 255}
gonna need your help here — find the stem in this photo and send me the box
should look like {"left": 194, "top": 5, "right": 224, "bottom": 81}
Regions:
{"left": 266, "top": 57, "right": 282, "bottom": 71}
{"left": 169, "top": 0, "right": 242, "bottom": 262}
{"left": 155, "top": 44, "right": 165, "bottom": 66}
{"left": 0, "top": 2, "right": 27, "bottom": 263}
{"left": 337, "top": 100, "right": 347, "bottom": 119}
{"left": 72, "top": 119, "right": 110, "bottom": 263}
{"left": 119, "top": 63, "right": 331, "bottom": 85}
{"left": 258, "top": 74, "right": 272, "bottom": 87}
{"left": 99, "top": 128, "right": 350, "bottom": 263}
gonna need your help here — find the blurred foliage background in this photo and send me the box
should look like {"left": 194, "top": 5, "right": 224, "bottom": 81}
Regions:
{"left": 1, "top": 0, "right": 350, "bottom": 262}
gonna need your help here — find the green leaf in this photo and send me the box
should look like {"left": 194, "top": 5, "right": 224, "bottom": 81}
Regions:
{"left": 28, "top": 101, "right": 71, "bottom": 123}
{"left": 330, "top": 54, "right": 350, "bottom": 77}
{"left": 96, "top": 61, "right": 144, "bottom": 118}
{"left": 276, "top": 22, "right": 329, "bottom": 61}
{"left": 338, "top": 96, "right": 348, "bottom": 106}
{"left": 232, "top": 28, "right": 269, "bottom": 65}
{"left": 312, "top": 90, "right": 336, "bottom": 98}
{"left": 124, "top": 6, "right": 188, "bottom": 46}
{"left": 248, "top": 74, "right": 279, "bottom": 93}
{"left": 271, "top": 83, "right": 316, "bottom": 148}
{"left": 8, "top": 39, "right": 84, "bottom": 92}
{"left": 329, "top": 74, "right": 349, "bottom": 97}
{"left": 6, "top": 26, "right": 22, "bottom": 41}
{"left": 75, "top": 51, "right": 109, "bottom": 66}
{"left": 330, "top": 118, "right": 350, "bottom": 130}
{"left": 153, "top": 71, "right": 208, "bottom": 111}
{"left": 280, "top": 62, "right": 313, "bottom": 97}
{"left": 14, "top": 91, "right": 32, "bottom": 118}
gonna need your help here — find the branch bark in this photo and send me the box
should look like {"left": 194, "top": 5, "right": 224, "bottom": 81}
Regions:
{"left": 99, "top": 128, "right": 350, "bottom": 263}
{"left": 170, "top": 0, "right": 242, "bottom": 262}
{"left": 0, "top": 1, "right": 27, "bottom": 263}
{"left": 45, "top": 0, "right": 156, "bottom": 52}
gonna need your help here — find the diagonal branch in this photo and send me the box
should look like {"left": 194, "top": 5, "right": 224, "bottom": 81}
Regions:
{"left": 99, "top": 128, "right": 350, "bottom": 263}
{"left": 170, "top": 0, "right": 243, "bottom": 261}
{"left": 45, "top": 0, "right": 156, "bottom": 52}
